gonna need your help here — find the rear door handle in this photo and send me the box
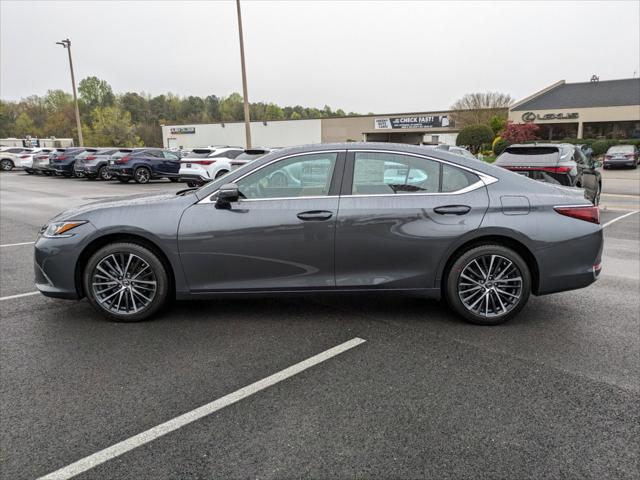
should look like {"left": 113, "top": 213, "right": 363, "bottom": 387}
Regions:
{"left": 297, "top": 210, "right": 333, "bottom": 221}
{"left": 434, "top": 205, "right": 471, "bottom": 215}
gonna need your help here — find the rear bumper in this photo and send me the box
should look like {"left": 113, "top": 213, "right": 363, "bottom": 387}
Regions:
{"left": 179, "top": 173, "right": 210, "bottom": 185}
{"left": 535, "top": 228, "right": 603, "bottom": 295}
{"left": 51, "top": 162, "right": 75, "bottom": 175}
{"left": 604, "top": 159, "right": 636, "bottom": 167}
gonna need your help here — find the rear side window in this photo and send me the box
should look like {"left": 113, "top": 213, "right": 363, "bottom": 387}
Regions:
{"left": 441, "top": 164, "right": 479, "bottom": 192}
{"left": 352, "top": 152, "right": 440, "bottom": 195}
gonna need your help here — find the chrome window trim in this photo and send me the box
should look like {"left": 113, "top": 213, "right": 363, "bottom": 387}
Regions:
{"left": 198, "top": 148, "right": 498, "bottom": 204}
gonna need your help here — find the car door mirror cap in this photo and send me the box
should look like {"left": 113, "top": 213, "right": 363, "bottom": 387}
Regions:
{"left": 215, "top": 183, "right": 239, "bottom": 208}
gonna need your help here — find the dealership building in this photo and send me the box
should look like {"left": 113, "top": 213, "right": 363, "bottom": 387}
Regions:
{"left": 162, "top": 111, "right": 461, "bottom": 149}
{"left": 508, "top": 77, "right": 640, "bottom": 140}
{"left": 162, "top": 77, "right": 640, "bottom": 149}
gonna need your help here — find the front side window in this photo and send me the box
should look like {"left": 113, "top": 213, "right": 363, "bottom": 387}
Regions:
{"left": 163, "top": 151, "right": 180, "bottom": 160}
{"left": 237, "top": 152, "right": 338, "bottom": 200}
{"left": 352, "top": 152, "right": 440, "bottom": 195}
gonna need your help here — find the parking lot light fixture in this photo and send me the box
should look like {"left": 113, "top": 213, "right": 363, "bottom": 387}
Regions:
{"left": 56, "top": 38, "right": 83, "bottom": 147}
{"left": 236, "top": 0, "right": 252, "bottom": 149}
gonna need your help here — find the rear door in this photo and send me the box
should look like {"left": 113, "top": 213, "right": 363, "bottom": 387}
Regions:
{"left": 160, "top": 150, "right": 181, "bottom": 175}
{"left": 335, "top": 150, "right": 490, "bottom": 290}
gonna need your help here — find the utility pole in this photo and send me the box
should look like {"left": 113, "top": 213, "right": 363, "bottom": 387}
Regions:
{"left": 235, "top": 0, "right": 251, "bottom": 149}
{"left": 56, "top": 38, "right": 83, "bottom": 146}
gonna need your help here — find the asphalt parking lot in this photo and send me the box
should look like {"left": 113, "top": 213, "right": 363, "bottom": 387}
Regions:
{"left": 1, "top": 170, "right": 639, "bottom": 480}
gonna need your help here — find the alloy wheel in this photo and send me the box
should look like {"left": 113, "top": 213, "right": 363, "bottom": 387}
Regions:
{"left": 91, "top": 253, "right": 157, "bottom": 315}
{"left": 99, "top": 166, "right": 112, "bottom": 181}
{"left": 457, "top": 254, "right": 523, "bottom": 318}
{"left": 135, "top": 168, "right": 150, "bottom": 183}
{"left": 0, "top": 159, "right": 13, "bottom": 171}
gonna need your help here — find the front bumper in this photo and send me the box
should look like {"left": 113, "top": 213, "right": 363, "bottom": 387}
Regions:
{"left": 34, "top": 222, "right": 97, "bottom": 300}
{"left": 604, "top": 158, "right": 636, "bottom": 167}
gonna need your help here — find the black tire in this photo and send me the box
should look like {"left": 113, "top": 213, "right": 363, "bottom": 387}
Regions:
{"left": 215, "top": 170, "right": 228, "bottom": 179}
{"left": 134, "top": 167, "right": 151, "bottom": 184}
{"left": 187, "top": 181, "right": 198, "bottom": 188}
{"left": 83, "top": 242, "right": 169, "bottom": 322}
{"left": 0, "top": 159, "right": 14, "bottom": 171}
{"left": 25, "top": 169, "right": 35, "bottom": 174}
{"left": 98, "top": 166, "right": 112, "bottom": 181}
{"left": 117, "top": 177, "right": 130, "bottom": 183}
{"left": 445, "top": 244, "right": 531, "bottom": 325}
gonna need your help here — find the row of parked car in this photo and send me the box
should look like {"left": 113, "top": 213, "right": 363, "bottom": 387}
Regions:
{"left": 0, "top": 145, "right": 275, "bottom": 185}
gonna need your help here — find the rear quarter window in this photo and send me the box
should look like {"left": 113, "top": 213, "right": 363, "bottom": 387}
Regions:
{"left": 441, "top": 164, "right": 480, "bottom": 192}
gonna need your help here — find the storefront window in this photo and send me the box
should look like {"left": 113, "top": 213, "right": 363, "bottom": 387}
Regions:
{"left": 535, "top": 123, "right": 579, "bottom": 141}
{"left": 583, "top": 121, "right": 640, "bottom": 139}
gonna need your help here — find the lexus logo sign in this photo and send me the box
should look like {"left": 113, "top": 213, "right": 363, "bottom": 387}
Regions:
{"left": 522, "top": 111, "right": 579, "bottom": 122}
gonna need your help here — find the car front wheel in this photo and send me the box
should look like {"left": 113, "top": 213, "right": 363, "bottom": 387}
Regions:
{"left": 83, "top": 242, "right": 169, "bottom": 322}
{"left": 446, "top": 244, "right": 531, "bottom": 325}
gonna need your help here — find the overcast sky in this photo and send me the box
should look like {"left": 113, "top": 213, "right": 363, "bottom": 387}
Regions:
{"left": 1, "top": 0, "right": 639, "bottom": 113}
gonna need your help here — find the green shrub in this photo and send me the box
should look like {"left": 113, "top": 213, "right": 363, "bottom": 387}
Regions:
{"left": 493, "top": 138, "right": 510, "bottom": 156}
{"left": 591, "top": 140, "right": 615, "bottom": 156}
{"left": 456, "top": 124, "right": 494, "bottom": 154}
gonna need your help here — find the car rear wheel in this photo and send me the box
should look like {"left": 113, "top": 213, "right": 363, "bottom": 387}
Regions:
{"left": 83, "top": 242, "right": 169, "bottom": 322}
{"left": 215, "top": 170, "right": 228, "bottom": 179}
{"left": 99, "top": 166, "right": 112, "bottom": 181}
{"left": 446, "top": 244, "right": 531, "bottom": 325}
{"left": 134, "top": 167, "right": 151, "bottom": 184}
{"left": 0, "top": 159, "right": 14, "bottom": 171}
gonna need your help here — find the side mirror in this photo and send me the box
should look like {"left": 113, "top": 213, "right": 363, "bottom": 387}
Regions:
{"left": 215, "top": 183, "right": 239, "bottom": 208}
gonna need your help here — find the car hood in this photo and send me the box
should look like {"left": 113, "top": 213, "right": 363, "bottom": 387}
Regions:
{"left": 50, "top": 192, "right": 195, "bottom": 222}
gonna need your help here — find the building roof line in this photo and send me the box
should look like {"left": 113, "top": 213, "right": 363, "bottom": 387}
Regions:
{"left": 510, "top": 80, "right": 565, "bottom": 110}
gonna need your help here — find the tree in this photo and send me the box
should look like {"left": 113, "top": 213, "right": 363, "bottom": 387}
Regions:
{"left": 450, "top": 92, "right": 512, "bottom": 128}
{"left": 456, "top": 124, "right": 494, "bottom": 153}
{"left": 264, "top": 103, "right": 284, "bottom": 120}
{"left": 44, "top": 89, "right": 73, "bottom": 112}
{"left": 204, "top": 95, "right": 220, "bottom": 122}
{"left": 78, "top": 76, "right": 115, "bottom": 112}
{"left": 13, "top": 112, "right": 39, "bottom": 137}
{"left": 290, "top": 111, "right": 302, "bottom": 120}
{"left": 84, "top": 106, "right": 142, "bottom": 147}
{"left": 219, "top": 93, "right": 244, "bottom": 121}
{"left": 489, "top": 115, "right": 507, "bottom": 136}
{"left": 119, "top": 92, "right": 148, "bottom": 123}
{"left": 499, "top": 121, "right": 539, "bottom": 144}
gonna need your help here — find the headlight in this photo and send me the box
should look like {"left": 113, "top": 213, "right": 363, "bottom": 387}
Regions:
{"left": 42, "top": 221, "right": 87, "bottom": 238}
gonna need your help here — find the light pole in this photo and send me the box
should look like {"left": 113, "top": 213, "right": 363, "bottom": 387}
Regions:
{"left": 235, "top": 0, "right": 251, "bottom": 149}
{"left": 56, "top": 38, "right": 83, "bottom": 146}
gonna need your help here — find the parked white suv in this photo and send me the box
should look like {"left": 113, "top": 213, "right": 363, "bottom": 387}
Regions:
{"left": 19, "top": 148, "right": 53, "bottom": 173}
{"left": 1, "top": 147, "right": 35, "bottom": 171}
{"left": 179, "top": 146, "right": 245, "bottom": 186}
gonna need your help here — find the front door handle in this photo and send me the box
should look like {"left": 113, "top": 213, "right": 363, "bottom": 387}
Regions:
{"left": 297, "top": 210, "right": 333, "bottom": 221}
{"left": 434, "top": 205, "right": 471, "bottom": 215}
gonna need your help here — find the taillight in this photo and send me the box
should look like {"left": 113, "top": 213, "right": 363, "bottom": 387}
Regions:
{"left": 625, "top": 154, "right": 635, "bottom": 159}
{"left": 604, "top": 155, "right": 612, "bottom": 160}
{"left": 56, "top": 155, "right": 66, "bottom": 161}
{"left": 85, "top": 155, "right": 96, "bottom": 161}
{"left": 554, "top": 205, "right": 600, "bottom": 224}
{"left": 116, "top": 156, "right": 132, "bottom": 164}
{"left": 504, "top": 166, "right": 571, "bottom": 174}
{"left": 19, "top": 155, "right": 30, "bottom": 159}
{"left": 183, "top": 160, "right": 215, "bottom": 165}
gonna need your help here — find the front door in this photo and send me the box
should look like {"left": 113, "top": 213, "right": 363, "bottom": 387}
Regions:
{"left": 178, "top": 151, "right": 345, "bottom": 292}
{"left": 335, "top": 150, "right": 490, "bottom": 290}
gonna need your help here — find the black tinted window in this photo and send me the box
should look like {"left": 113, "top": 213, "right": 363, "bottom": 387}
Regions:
{"left": 441, "top": 164, "right": 479, "bottom": 192}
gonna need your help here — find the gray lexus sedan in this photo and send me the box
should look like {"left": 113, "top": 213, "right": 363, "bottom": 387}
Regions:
{"left": 34, "top": 143, "right": 603, "bottom": 325}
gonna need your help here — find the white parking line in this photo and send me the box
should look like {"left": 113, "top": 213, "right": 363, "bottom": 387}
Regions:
{"left": 603, "top": 210, "right": 639, "bottom": 228}
{"left": 0, "top": 241, "right": 35, "bottom": 248}
{"left": 37, "top": 336, "right": 367, "bottom": 480}
{"left": 0, "top": 291, "right": 39, "bottom": 301}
